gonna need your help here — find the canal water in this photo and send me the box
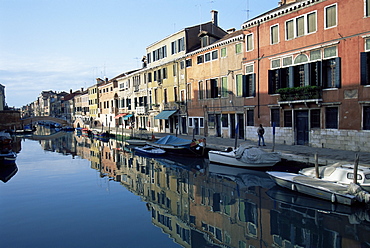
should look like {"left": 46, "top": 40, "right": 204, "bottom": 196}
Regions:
{"left": 1, "top": 130, "right": 370, "bottom": 248}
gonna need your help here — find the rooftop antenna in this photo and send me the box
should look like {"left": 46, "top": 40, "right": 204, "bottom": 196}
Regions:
{"left": 245, "top": 0, "right": 250, "bottom": 20}
{"left": 196, "top": 4, "right": 202, "bottom": 31}
{"left": 134, "top": 57, "right": 139, "bottom": 68}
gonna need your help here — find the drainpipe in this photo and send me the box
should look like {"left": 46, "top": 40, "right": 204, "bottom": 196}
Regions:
{"left": 257, "top": 21, "right": 261, "bottom": 118}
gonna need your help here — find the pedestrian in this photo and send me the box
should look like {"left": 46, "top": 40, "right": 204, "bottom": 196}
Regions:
{"left": 257, "top": 124, "right": 266, "bottom": 146}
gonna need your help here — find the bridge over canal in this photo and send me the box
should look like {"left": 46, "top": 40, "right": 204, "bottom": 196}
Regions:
{"left": 21, "top": 116, "right": 70, "bottom": 126}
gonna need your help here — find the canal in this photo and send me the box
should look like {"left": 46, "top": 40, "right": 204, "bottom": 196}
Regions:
{"left": 1, "top": 130, "right": 370, "bottom": 248}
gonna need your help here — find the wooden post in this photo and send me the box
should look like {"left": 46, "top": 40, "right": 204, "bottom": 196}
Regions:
{"left": 314, "top": 153, "right": 319, "bottom": 178}
{"left": 354, "top": 153, "right": 359, "bottom": 184}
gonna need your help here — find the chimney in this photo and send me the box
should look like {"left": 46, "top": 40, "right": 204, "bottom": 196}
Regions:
{"left": 70, "top": 89, "right": 72, "bottom": 94}
{"left": 211, "top": 10, "right": 218, "bottom": 27}
{"left": 81, "top": 88, "right": 84, "bottom": 92}
{"left": 227, "top": 28, "right": 236, "bottom": 34}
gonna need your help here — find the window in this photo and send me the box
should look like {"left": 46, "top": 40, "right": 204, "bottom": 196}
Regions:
{"left": 322, "top": 58, "right": 341, "bottom": 88}
{"left": 206, "top": 79, "right": 218, "bottom": 98}
{"left": 173, "top": 64, "right": 177, "bottom": 77}
{"left": 245, "top": 65, "right": 256, "bottom": 97}
{"left": 198, "top": 81, "right": 204, "bottom": 100}
{"left": 307, "top": 12, "right": 317, "bottom": 33}
{"left": 271, "top": 25, "right": 279, "bottom": 44}
{"left": 164, "top": 89, "right": 168, "bottom": 103}
{"left": 212, "top": 50, "right": 218, "bottom": 60}
{"left": 366, "top": 0, "right": 370, "bottom": 17}
{"left": 325, "top": 107, "right": 338, "bottom": 129}
{"left": 364, "top": 106, "right": 370, "bottom": 130}
{"left": 296, "top": 16, "right": 304, "bottom": 37}
{"left": 271, "top": 109, "right": 280, "bottom": 127}
{"left": 311, "top": 109, "right": 321, "bottom": 128}
{"left": 221, "top": 47, "right": 227, "bottom": 57}
{"left": 286, "top": 11, "right": 317, "bottom": 40}
{"left": 246, "top": 34, "right": 253, "bottom": 51}
{"left": 197, "top": 55, "right": 204, "bottom": 64}
{"left": 361, "top": 51, "right": 370, "bottom": 85}
{"left": 205, "top": 53, "right": 211, "bottom": 62}
{"left": 325, "top": 4, "right": 337, "bottom": 29}
{"left": 247, "top": 110, "right": 254, "bottom": 126}
{"left": 284, "top": 111, "right": 292, "bottom": 127}
{"left": 162, "top": 67, "right": 167, "bottom": 79}
{"left": 286, "top": 20, "right": 294, "bottom": 40}
{"left": 221, "top": 114, "right": 228, "bottom": 127}
{"left": 235, "top": 43, "right": 242, "bottom": 54}
{"left": 171, "top": 41, "right": 177, "bottom": 55}
{"left": 174, "top": 87, "right": 178, "bottom": 102}
{"left": 186, "top": 59, "right": 192, "bottom": 67}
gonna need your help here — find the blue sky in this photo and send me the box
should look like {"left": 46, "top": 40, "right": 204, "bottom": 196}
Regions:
{"left": 0, "top": 0, "right": 278, "bottom": 107}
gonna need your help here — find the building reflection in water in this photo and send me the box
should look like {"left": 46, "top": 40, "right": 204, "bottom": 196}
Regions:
{"left": 34, "top": 131, "right": 370, "bottom": 248}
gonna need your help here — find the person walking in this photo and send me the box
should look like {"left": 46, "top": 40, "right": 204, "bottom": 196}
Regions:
{"left": 257, "top": 124, "right": 266, "bottom": 146}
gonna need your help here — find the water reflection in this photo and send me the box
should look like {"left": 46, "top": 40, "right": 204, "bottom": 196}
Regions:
{"left": 28, "top": 129, "right": 370, "bottom": 248}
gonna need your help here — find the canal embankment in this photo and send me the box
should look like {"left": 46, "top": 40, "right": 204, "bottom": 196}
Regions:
{"left": 93, "top": 127, "right": 370, "bottom": 167}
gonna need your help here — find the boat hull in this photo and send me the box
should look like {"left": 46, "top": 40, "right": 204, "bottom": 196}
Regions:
{"left": 267, "top": 171, "right": 357, "bottom": 205}
{"left": 208, "top": 150, "right": 276, "bottom": 168}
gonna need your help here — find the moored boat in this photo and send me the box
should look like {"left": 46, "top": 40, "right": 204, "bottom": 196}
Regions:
{"left": 134, "top": 145, "right": 166, "bottom": 157}
{"left": 266, "top": 171, "right": 370, "bottom": 205}
{"left": 299, "top": 162, "right": 370, "bottom": 192}
{"left": 208, "top": 144, "right": 281, "bottom": 168}
{"left": 147, "top": 135, "right": 205, "bottom": 156}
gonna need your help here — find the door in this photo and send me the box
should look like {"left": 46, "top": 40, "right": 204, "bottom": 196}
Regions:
{"left": 194, "top": 118, "right": 199, "bottom": 135}
{"left": 216, "top": 114, "right": 221, "bottom": 137}
{"left": 237, "top": 113, "right": 244, "bottom": 139}
{"left": 181, "top": 117, "right": 187, "bottom": 134}
{"left": 230, "top": 114, "right": 236, "bottom": 138}
{"left": 295, "top": 110, "right": 309, "bottom": 145}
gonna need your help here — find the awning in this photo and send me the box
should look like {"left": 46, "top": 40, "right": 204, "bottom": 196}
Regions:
{"left": 114, "top": 113, "right": 127, "bottom": 119}
{"left": 123, "top": 114, "right": 133, "bottom": 120}
{"left": 154, "top": 110, "right": 177, "bottom": 120}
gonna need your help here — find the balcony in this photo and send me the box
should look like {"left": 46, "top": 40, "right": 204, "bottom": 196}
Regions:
{"left": 136, "top": 106, "right": 147, "bottom": 114}
{"left": 277, "top": 86, "right": 322, "bottom": 102}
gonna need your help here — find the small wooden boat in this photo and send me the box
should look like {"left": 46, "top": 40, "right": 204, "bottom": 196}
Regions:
{"left": 146, "top": 135, "right": 205, "bottom": 156}
{"left": 0, "top": 151, "right": 17, "bottom": 165}
{"left": 134, "top": 145, "right": 166, "bottom": 157}
{"left": 299, "top": 162, "right": 370, "bottom": 192}
{"left": 126, "top": 139, "right": 148, "bottom": 146}
{"left": 208, "top": 144, "right": 281, "bottom": 168}
{"left": 266, "top": 171, "right": 367, "bottom": 205}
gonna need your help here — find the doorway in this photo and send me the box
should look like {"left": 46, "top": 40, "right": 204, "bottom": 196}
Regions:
{"left": 295, "top": 110, "right": 309, "bottom": 145}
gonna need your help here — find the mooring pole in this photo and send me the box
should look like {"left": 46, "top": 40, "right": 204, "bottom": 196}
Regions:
{"left": 354, "top": 153, "right": 360, "bottom": 184}
{"left": 314, "top": 153, "right": 319, "bottom": 178}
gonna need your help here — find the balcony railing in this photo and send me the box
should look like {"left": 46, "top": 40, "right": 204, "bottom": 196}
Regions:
{"left": 277, "top": 86, "right": 322, "bottom": 102}
{"left": 136, "top": 106, "right": 147, "bottom": 114}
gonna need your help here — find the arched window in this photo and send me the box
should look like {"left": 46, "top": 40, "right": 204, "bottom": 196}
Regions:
{"left": 294, "top": 54, "right": 309, "bottom": 64}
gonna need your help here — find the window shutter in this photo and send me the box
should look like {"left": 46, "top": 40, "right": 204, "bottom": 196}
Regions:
{"left": 360, "top": 52, "right": 369, "bottom": 85}
{"left": 251, "top": 74, "right": 256, "bottom": 97}
{"left": 242, "top": 75, "right": 247, "bottom": 97}
{"left": 335, "top": 57, "right": 341, "bottom": 88}
{"left": 288, "top": 67, "right": 294, "bottom": 88}
{"left": 268, "top": 70, "right": 274, "bottom": 94}
{"left": 304, "top": 63, "right": 310, "bottom": 86}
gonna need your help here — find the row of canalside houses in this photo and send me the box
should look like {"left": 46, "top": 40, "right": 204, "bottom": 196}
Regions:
{"left": 23, "top": 0, "right": 370, "bottom": 152}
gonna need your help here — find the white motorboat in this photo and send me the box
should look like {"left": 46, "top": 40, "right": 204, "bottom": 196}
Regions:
{"left": 126, "top": 139, "right": 148, "bottom": 146}
{"left": 134, "top": 145, "right": 166, "bottom": 157}
{"left": 299, "top": 162, "right": 370, "bottom": 192}
{"left": 208, "top": 144, "right": 281, "bottom": 168}
{"left": 266, "top": 171, "right": 364, "bottom": 205}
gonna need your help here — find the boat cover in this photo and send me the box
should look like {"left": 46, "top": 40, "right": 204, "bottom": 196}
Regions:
{"left": 154, "top": 135, "right": 191, "bottom": 148}
{"left": 234, "top": 143, "right": 281, "bottom": 164}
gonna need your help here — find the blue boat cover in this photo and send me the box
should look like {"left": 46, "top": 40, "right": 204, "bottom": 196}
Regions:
{"left": 154, "top": 135, "right": 191, "bottom": 148}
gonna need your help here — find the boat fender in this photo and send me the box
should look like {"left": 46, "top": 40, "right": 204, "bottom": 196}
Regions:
{"left": 331, "top": 194, "right": 336, "bottom": 203}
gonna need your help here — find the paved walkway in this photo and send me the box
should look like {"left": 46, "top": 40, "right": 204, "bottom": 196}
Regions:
{"left": 151, "top": 132, "right": 370, "bottom": 166}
